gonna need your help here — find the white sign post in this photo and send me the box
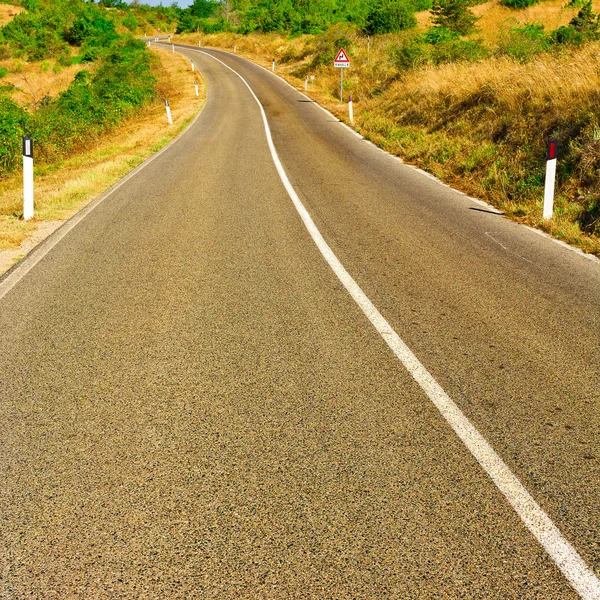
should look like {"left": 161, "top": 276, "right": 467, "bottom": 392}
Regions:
{"left": 334, "top": 47, "right": 350, "bottom": 104}
{"left": 23, "top": 136, "right": 33, "bottom": 221}
{"left": 165, "top": 99, "right": 173, "bottom": 125}
{"left": 543, "top": 139, "right": 558, "bottom": 220}
{"left": 194, "top": 81, "right": 199, "bottom": 97}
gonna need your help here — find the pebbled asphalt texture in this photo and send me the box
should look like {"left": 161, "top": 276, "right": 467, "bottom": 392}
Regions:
{"left": 0, "top": 45, "right": 597, "bottom": 598}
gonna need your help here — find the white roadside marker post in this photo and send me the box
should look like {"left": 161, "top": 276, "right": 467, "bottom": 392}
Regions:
{"left": 543, "top": 139, "right": 558, "bottom": 220}
{"left": 194, "top": 81, "right": 199, "bottom": 97}
{"left": 191, "top": 61, "right": 195, "bottom": 72}
{"left": 234, "top": 44, "right": 237, "bottom": 53}
{"left": 304, "top": 75, "right": 308, "bottom": 91}
{"left": 310, "top": 74, "right": 314, "bottom": 89}
{"left": 22, "top": 136, "right": 34, "bottom": 221}
{"left": 198, "top": 40, "right": 201, "bottom": 47}
{"left": 171, "top": 44, "right": 174, "bottom": 53}
{"left": 272, "top": 59, "right": 275, "bottom": 72}
{"left": 348, "top": 94, "right": 354, "bottom": 124}
{"left": 165, "top": 99, "right": 173, "bottom": 125}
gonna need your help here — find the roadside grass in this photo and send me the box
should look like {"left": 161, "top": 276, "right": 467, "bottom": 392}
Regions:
{"left": 0, "top": 58, "right": 87, "bottom": 107}
{"left": 175, "top": 15, "right": 600, "bottom": 256}
{"left": 0, "top": 47, "right": 205, "bottom": 262}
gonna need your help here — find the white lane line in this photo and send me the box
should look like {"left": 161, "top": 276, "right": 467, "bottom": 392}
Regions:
{"left": 197, "top": 45, "right": 600, "bottom": 266}
{"left": 0, "top": 95, "right": 207, "bottom": 302}
{"left": 198, "top": 50, "right": 600, "bottom": 600}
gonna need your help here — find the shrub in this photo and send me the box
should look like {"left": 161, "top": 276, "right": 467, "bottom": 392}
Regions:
{"left": 122, "top": 13, "right": 138, "bottom": 33}
{"left": 0, "top": 95, "right": 29, "bottom": 176}
{"left": 0, "top": 8, "right": 70, "bottom": 61}
{"left": 551, "top": 2, "right": 600, "bottom": 45}
{"left": 388, "top": 35, "right": 430, "bottom": 70}
{"left": 501, "top": 0, "right": 540, "bottom": 8}
{"left": 389, "top": 28, "right": 487, "bottom": 70}
{"left": 411, "top": 0, "right": 433, "bottom": 10}
{"left": 311, "top": 29, "right": 354, "bottom": 67}
{"left": 430, "top": 0, "right": 479, "bottom": 35}
{"left": 366, "top": 0, "right": 417, "bottom": 34}
{"left": 190, "top": 0, "right": 219, "bottom": 19}
{"left": 578, "top": 198, "right": 600, "bottom": 235}
{"left": 239, "top": 0, "right": 294, "bottom": 33}
{"left": 498, "top": 23, "right": 549, "bottom": 61}
{"left": 0, "top": 1, "right": 158, "bottom": 178}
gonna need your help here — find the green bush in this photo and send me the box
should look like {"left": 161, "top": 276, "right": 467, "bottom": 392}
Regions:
{"left": 0, "top": 95, "right": 29, "bottom": 175}
{"left": 0, "top": 8, "right": 70, "bottom": 61}
{"left": 366, "top": 0, "right": 417, "bottom": 34}
{"left": 122, "top": 13, "right": 138, "bottom": 32}
{"left": 430, "top": 36, "right": 487, "bottom": 63}
{"left": 411, "top": 0, "right": 433, "bottom": 11}
{"left": 190, "top": 0, "right": 220, "bottom": 19}
{"left": 551, "top": 2, "right": 600, "bottom": 45}
{"left": 389, "top": 28, "right": 487, "bottom": 71}
{"left": 310, "top": 29, "right": 354, "bottom": 67}
{"left": 501, "top": 0, "right": 540, "bottom": 8}
{"left": 552, "top": 25, "right": 584, "bottom": 45}
{"left": 498, "top": 23, "right": 549, "bottom": 61}
{"left": 0, "top": 0, "right": 158, "bottom": 178}
{"left": 430, "top": 0, "right": 479, "bottom": 35}
{"left": 388, "top": 35, "right": 430, "bottom": 70}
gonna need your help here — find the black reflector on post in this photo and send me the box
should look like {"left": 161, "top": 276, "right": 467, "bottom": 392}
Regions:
{"left": 23, "top": 136, "right": 33, "bottom": 158}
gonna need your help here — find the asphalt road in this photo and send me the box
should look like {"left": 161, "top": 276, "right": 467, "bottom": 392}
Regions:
{"left": 0, "top": 44, "right": 598, "bottom": 598}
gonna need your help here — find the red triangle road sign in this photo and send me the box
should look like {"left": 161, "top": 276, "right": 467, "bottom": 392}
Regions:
{"left": 334, "top": 47, "right": 350, "bottom": 66}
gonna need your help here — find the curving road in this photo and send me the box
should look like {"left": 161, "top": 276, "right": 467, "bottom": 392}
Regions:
{"left": 0, "top": 44, "right": 598, "bottom": 598}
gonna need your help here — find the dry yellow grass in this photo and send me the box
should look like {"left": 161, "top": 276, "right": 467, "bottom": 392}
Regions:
{"left": 0, "top": 3, "right": 23, "bottom": 26}
{"left": 175, "top": 21, "right": 600, "bottom": 255}
{"left": 0, "top": 47, "right": 205, "bottom": 266}
{"left": 396, "top": 42, "right": 600, "bottom": 112}
{"left": 472, "top": 0, "right": 600, "bottom": 45}
{"left": 417, "top": 1, "right": 600, "bottom": 44}
{"left": 0, "top": 59, "right": 87, "bottom": 107}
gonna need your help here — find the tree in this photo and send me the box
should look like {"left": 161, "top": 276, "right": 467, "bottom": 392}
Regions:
{"left": 430, "top": 0, "right": 478, "bottom": 35}
{"left": 190, "top": 0, "right": 219, "bottom": 18}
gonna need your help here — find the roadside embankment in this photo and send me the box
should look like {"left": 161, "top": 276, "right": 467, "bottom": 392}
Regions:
{"left": 0, "top": 47, "right": 205, "bottom": 276}
{"left": 175, "top": 29, "right": 600, "bottom": 257}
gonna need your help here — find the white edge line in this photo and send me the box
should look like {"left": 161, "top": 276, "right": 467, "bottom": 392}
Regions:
{"left": 198, "top": 49, "right": 600, "bottom": 600}
{"left": 0, "top": 82, "right": 207, "bottom": 302}
{"left": 192, "top": 44, "right": 599, "bottom": 267}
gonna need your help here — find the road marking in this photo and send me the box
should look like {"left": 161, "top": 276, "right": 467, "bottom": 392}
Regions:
{"left": 198, "top": 50, "right": 600, "bottom": 600}
{"left": 0, "top": 95, "right": 207, "bottom": 302}
{"left": 199, "top": 44, "right": 599, "bottom": 266}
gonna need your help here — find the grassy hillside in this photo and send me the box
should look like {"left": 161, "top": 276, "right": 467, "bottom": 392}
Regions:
{"left": 0, "top": 1, "right": 204, "bottom": 258}
{"left": 175, "top": 0, "right": 600, "bottom": 255}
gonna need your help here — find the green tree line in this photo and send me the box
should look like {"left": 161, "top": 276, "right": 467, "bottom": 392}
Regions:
{"left": 0, "top": 0, "right": 158, "bottom": 177}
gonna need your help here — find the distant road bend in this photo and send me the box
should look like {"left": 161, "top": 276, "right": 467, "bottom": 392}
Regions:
{"left": 0, "top": 44, "right": 598, "bottom": 598}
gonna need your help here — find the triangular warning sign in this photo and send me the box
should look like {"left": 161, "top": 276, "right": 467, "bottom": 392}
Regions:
{"left": 334, "top": 48, "right": 349, "bottom": 63}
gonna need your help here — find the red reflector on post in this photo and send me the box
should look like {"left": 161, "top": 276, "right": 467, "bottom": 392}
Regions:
{"left": 548, "top": 139, "right": 557, "bottom": 160}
